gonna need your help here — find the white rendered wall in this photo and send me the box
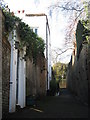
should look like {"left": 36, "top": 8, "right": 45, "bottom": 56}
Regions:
{"left": 18, "top": 49, "right": 26, "bottom": 108}
{"left": 9, "top": 30, "right": 17, "bottom": 112}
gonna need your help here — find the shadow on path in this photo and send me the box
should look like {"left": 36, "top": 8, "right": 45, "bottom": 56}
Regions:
{"left": 7, "top": 88, "right": 88, "bottom": 119}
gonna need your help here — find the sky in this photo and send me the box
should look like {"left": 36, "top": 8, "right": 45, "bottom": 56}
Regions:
{"left": 4, "top": 0, "right": 72, "bottom": 63}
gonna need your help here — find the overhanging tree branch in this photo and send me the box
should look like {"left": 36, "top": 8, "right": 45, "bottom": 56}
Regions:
{"left": 52, "top": 5, "right": 84, "bottom": 12}
{"left": 49, "top": 0, "right": 87, "bottom": 64}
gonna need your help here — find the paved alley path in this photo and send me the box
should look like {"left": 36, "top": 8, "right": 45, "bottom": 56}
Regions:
{"left": 7, "top": 89, "right": 88, "bottom": 119}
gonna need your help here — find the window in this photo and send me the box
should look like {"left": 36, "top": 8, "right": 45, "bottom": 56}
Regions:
{"left": 30, "top": 27, "right": 38, "bottom": 35}
{"left": 35, "top": 28, "right": 38, "bottom": 35}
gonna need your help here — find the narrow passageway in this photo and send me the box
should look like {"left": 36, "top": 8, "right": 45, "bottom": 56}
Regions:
{"left": 0, "top": 1, "right": 89, "bottom": 120}
{"left": 7, "top": 88, "right": 88, "bottom": 118}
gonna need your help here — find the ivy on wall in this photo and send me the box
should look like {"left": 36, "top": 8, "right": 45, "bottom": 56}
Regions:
{"left": 76, "top": 20, "right": 84, "bottom": 59}
{"left": 4, "top": 11, "right": 45, "bottom": 64}
{"left": 76, "top": 20, "right": 90, "bottom": 59}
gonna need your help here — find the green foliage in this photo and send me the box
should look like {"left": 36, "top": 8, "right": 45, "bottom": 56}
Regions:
{"left": 76, "top": 20, "right": 90, "bottom": 59}
{"left": 4, "top": 12, "right": 21, "bottom": 32}
{"left": 4, "top": 11, "right": 45, "bottom": 64}
{"left": 76, "top": 20, "right": 84, "bottom": 59}
{"left": 82, "top": 20, "right": 90, "bottom": 44}
{"left": 17, "top": 22, "right": 45, "bottom": 63}
{"left": 83, "top": 1, "right": 88, "bottom": 17}
{"left": 53, "top": 62, "right": 67, "bottom": 82}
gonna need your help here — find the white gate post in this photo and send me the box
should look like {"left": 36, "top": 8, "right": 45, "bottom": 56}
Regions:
{"left": 18, "top": 48, "right": 26, "bottom": 108}
{"left": 9, "top": 30, "right": 17, "bottom": 112}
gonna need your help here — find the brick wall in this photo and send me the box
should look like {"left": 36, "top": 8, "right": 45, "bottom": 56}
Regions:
{"left": 26, "top": 59, "right": 36, "bottom": 96}
{"left": 37, "top": 55, "right": 47, "bottom": 95}
{"left": 88, "top": 2, "right": 90, "bottom": 106}
{"left": 0, "top": 9, "right": 2, "bottom": 120}
{"left": 26, "top": 55, "right": 46, "bottom": 97}
{"left": 1, "top": 10, "right": 11, "bottom": 118}
{"left": 67, "top": 44, "right": 89, "bottom": 104}
{"left": 2, "top": 37, "right": 11, "bottom": 117}
{"left": 87, "top": 45, "right": 90, "bottom": 106}
{"left": 67, "top": 3, "right": 90, "bottom": 105}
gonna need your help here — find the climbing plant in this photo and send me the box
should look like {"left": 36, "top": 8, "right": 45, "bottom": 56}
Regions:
{"left": 4, "top": 11, "right": 45, "bottom": 64}
{"left": 5, "top": 12, "right": 21, "bottom": 31}
{"left": 76, "top": 19, "right": 90, "bottom": 59}
{"left": 82, "top": 20, "right": 90, "bottom": 44}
